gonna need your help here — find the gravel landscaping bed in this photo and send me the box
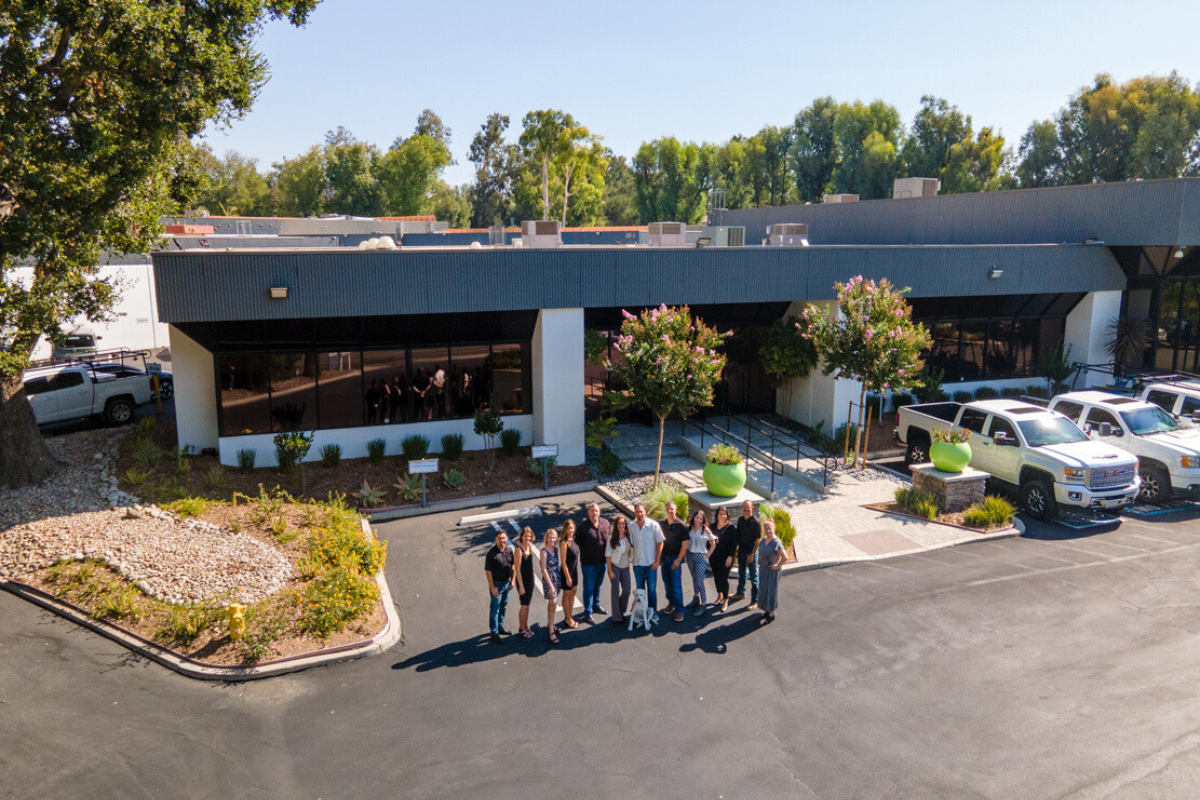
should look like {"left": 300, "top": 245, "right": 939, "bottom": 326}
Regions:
{"left": 597, "top": 473, "right": 686, "bottom": 506}
{"left": 0, "top": 429, "right": 291, "bottom": 604}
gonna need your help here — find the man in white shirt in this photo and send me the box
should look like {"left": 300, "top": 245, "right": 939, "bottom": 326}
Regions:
{"left": 628, "top": 502, "right": 665, "bottom": 612}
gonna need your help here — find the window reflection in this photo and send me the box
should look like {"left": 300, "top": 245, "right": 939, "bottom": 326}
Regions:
{"left": 219, "top": 354, "right": 271, "bottom": 435}
{"left": 410, "top": 346, "right": 448, "bottom": 420}
{"left": 268, "top": 352, "right": 317, "bottom": 431}
{"left": 450, "top": 344, "right": 489, "bottom": 417}
{"left": 363, "top": 349, "right": 406, "bottom": 424}
{"left": 318, "top": 351, "right": 363, "bottom": 429}
{"left": 492, "top": 343, "right": 526, "bottom": 414}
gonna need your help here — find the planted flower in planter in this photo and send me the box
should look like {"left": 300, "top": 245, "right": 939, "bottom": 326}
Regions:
{"left": 931, "top": 427, "right": 972, "bottom": 473}
{"left": 703, "top": 442, "right": 746, "bottom": 497}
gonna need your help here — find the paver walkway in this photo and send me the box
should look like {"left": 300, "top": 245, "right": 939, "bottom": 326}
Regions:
{"left": 611, "top": 420, "right": 1019, "bottom": 569}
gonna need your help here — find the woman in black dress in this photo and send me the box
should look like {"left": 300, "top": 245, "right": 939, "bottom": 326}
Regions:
{"left": 710, "top": 505, "right": 739, "bottom": 613}
{"left": 558, "top": 519, "right": 580, "bottom": 629}
{"left": 390, "top": 376, "right": 405, "bottom": 423}
{"left": 512, "top": 526, "right": 538, "bottom": 638}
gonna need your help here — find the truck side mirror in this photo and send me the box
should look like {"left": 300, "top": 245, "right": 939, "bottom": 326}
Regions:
{"left": 1099, "top": 422, "right": 1112, "bottom": 437}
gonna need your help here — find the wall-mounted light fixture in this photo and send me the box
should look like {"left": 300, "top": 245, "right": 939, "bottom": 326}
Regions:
{"left": 1175, "top": 248, "right": 1186, "bottom": 259}
{"left": 989, "top": 267, "right": 1003, "bottom": 280}
{"left": 269, "top": 287, "right": 288, "bottom": 299}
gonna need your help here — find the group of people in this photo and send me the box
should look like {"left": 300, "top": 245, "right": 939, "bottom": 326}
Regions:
{"left": 365, "top": 362, "right": 495, "bottom": 424}
{"left": 484, "top": 499, "right": 789, "bottom": 646}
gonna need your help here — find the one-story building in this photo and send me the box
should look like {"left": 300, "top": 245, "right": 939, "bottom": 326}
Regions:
{"left": 150, "top": 179, "right": 1200, "bottom": 467}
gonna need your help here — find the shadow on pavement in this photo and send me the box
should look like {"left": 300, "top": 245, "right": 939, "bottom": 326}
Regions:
{"left": 679, "top": 615, "right": 764, "bottom": 655}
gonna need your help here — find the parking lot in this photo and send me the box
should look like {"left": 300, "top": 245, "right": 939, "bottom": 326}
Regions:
{"left": 7, "top": 494, "right": 1200, "bottom": 799}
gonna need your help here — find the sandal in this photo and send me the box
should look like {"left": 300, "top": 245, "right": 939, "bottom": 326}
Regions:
{"left": 521, "top": 628, "right": 534, "bottom": 639}
{"left": 548, "top": 631, "right": 560, "bottom": 645}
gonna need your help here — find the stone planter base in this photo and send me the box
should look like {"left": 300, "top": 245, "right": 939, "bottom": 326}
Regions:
{"left": 687, "top": 486, "right": 762, "bottom": 524}
{"left": 911, "top": 465, "right": 988, "bottom": 513}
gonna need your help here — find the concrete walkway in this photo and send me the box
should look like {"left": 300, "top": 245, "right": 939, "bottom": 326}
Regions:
{"left": 611, "top": 420, "right": 1020, "bottom": 569}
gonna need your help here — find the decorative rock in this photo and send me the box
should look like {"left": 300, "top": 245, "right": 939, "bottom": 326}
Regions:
{"left": 911, "top": 465, "right": 988, "bottom": 513}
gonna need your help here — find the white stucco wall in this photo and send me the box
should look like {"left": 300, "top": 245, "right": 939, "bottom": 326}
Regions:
{"left": 531, "top": 308, "right": 585, "bottom": 465}
{"left": 775, "top": 300, "right": 864, "bottom": 432}
{"left": 217, "top": 415, "right": 533, "bottom": 468}
{"left": 1065, "top": 290, "right": 1122, "bottom": 387}
{"left": 169, "top": 325, "right": 219, "bottom": 453}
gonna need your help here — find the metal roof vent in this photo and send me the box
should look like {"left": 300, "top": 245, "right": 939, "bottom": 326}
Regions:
{"left": 767, "top": 223, "right": 809, "bottom": 247}
{"left": 822, "top": 193, "right": 859, "bottom": 204}
{"left": 520, "top": 220, "right": 562, "bottom": 248}
{"left": 648, "top": 221, "right": 687, "bottom": 247}
{"left": 892, "top": 177, "right": 940, "bottom": 199}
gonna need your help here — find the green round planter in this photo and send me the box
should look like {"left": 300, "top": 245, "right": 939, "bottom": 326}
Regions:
{"left": 930, "top": 441, "right": 972, "bottom": 473}
{"left": 703, "top": 461, "right": 747, "bottom": 497}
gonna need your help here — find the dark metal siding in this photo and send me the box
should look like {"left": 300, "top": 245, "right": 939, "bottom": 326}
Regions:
{"left": 153, "top": 244, "right": 1126, "bottom": 323}
{"left": 717, "top": 179, "right": 1200, "bottom": 247}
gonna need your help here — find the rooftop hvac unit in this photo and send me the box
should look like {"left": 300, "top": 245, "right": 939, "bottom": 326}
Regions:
{"left": 519, "top": 219, "right": 562, "bottom": 248}
{"left": 648, "top": 221, "right": 687, "bottom": 247}
{"left": 699, "top": 226, "right": 746, "bottom": 247}
{"left": 768, "top": 223, "right": 809, "bottom": 247}
{"left": 822, "top": 194, "right": 859, "bottom": 204}
{"left": 892, "top": 177, "right": 940, "bottom": 199}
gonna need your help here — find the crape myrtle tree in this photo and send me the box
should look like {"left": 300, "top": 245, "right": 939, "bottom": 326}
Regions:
{"left": 608, "top": 305, "right": 727, "bottom": 487}
{"left": 0, "top": 0, "right": 320, "bottom": 488}
{"left": 801, "top": 276, "right": 931, "bottom": 466}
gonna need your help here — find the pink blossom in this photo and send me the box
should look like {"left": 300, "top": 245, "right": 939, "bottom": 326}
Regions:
{"left": 662, "top": 335, "right": 670, "bottom": 343}
{"left": 865, "top": 329, "right": 873, "bottom": 340}
{"left": 898, "top": 369, "right": 906, "bottom": 376}
{"left": 659, "top": 303, "right": 668, "bottom": 312}
{"left": 621, "top": 309, "right": 636, "bottom": 320}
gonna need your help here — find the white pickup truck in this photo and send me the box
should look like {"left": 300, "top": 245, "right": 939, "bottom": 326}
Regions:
{"left": 1049, "top": 390, "right": 1200, "bottom": 503}
{"left": 897, "top": 398, "right": 1141, "bottom": 520}
{"left": 23, "top": 362, "right": 154, "bottom": 426}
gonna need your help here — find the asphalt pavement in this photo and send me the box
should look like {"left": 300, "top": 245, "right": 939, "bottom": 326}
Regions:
{"left": 7, "top": 494, "right": 1200, "bottom": 799}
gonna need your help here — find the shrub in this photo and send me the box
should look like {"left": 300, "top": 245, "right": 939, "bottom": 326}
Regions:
{"left": 442, "top": 468, "right": 467, "bottom": 489}
{"left": 132, "top": 416, "right": 156, "bottom": 441}
{"left": 298, "top": 568, "right": 380, "bottom": 639}
{"left": 641, "top": 483, "right": 688, "bottom": 521}
{"left": 440, "top": 433, "right": 464, "bottom": 461}
{"left": 94, "top": 582, "right": 141, "bottom": 621}
{"left": 892, "top": 392, "right": 915, "bottom": 410}
{"left": 204, "top": 464, "right": 229, "bottom": 493}
{"left": 319, "top": 443, "right": 342, "bottom": 468}
{"left": 239, "top": 599, "right": 295, "bottom": 663}
{"left": 237, "top": 448, "right": 257, "bottom": 473}
{"left": 952, "top": 390, "right": 974, "bottom": 403}
{"left": 308, "top": 519, "right": 387, "bottom": 575}
{"left": 393, "top": 474, "right": 423, "bottom": 503}
{"left": 123, "top": 467, "right": 150, "bottom": 486}
{"left": 833, "top": 422, "right": 859, "bottom": 452}
{"left": 973, "top": 386, "right": 1000, "bottom": 400}
{"left": 163, "top": 497, "right": 212, "bottom": 518}
{"left": 526, "top": 456, "right": 557, "bottom": 478}
{"left": 962, "top": 496, "right": 1016, "bottom": 529}
{"left": 1000, "top": 387, "right": 1025, "bottom": 398}
{"left": 597, "top": 447, "right": 624, "bottom": 476}
{"left": 1024, "top": 385, "right": 1051, "bottom": 399}
{"left": 130, "top": 437, "right": 162, "bottom": 472}
{"left": 352, "top": 481, "right": 387, "bottom": 508}
{"left": 933, "top": 427, "right": 971, "bottom": 444}
{"left": 273, "top": 430, "right": 313, "bottom": 474}
{"left": 158, "top": 604, "right": 218, "bottom": 645}
{"left": 474, "top": 407, "right": 504, "bottom": 469}
{"left": 400, "top": 434, "right": 429, "bottom": 461}
{"left": 914, "top": 367, "right": 946, "bottom": 403}
{"left": 500, "top": 428, "right": 522, "bottom": 456}
{"left": 895, "top": 487, "right": 941, "bottom": 520}
{"left": 367, "top": 438, "right": 388, "bottom": 464}
{"left": 760, "top": 505, "right": 796, "bottom": 548}
{"left": 706, "top": 442, "right": 743, "bottom": 466}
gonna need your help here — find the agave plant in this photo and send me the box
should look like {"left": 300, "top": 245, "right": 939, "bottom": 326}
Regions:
{"left": 393, "top": 474, "right": 423, "bottom": 503}
{"left": 352, "top": 480, "right": 387, "bottom": 508}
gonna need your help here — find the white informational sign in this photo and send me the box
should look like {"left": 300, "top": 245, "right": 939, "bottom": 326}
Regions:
{"left": 409, "top": 459, "right": 439, "bottom": 474}
{"left": 531, "top": 444, "right": 558, "bottom": 459}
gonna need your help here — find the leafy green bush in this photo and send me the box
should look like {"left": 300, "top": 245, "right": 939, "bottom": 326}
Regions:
{"left": 895, "top": 487, "right": 942, "bottom": 520}
{"left": 706, "top": 442, "right": 743, "bottom": 465}
{"left": 892, "top": 392, "right": 915, "bottom": 410}
{"left": 307, "top": 515, "right": 387, "bottom": 575}
{"left": 914, "top": 367, "right": 946, "bottom": 403}
{"left": 274, "top": 431, "right": 313, "bottom": 474}
{"left": 500, "top": 428, "right": 522, "bottom": 456}
{"left": 319, "top": 443, "right": 342, "bottom": 468}
{"left": 597, "top": 447, "right": 623, "bottom": 476}
{"left": 1000, "top": 387, "right": 1025, "bottom": 398}
{"left": 298, "top": 569, "right": 380, "bottom": 639}
{"left": 973, "top": 386, "right": 1000, "bottom": 400}
{"left": 952, "top": 390, "right": 974, "bottom": 403}
{"left": 526, "top": 456, "right": 557, "bottom": 478}
{"left": 962, "top": 496, "right": 1016, "bottom": 529}
{"left": 760, "top": 505, "right": 796, "bottom": 548}
{"left": 1024, "top": 385, "right": 1051, "bottom": 399}
{"left": 163, "top": 497, "right": 212, "bottom": 518}
{"left": 132, "top": 416, "right": 156, "bottom": 441}
{"left": 237, "top": 448, "right": 257, "bottom": 473}
{"left": 933, "top": 427, "right": 971, "bottom": 444}
{"left": 401, "top": 434, "right": 429, "bottom": 461}
{"left": 440, "top": 433, "right": 464, "bottom": 461}
{"left": 367, "top": 438, "right": 388, "bottom": 464}
{"left": 239, "top": 598, "right": 295, "bottom": 663}
{"left": 641, "top": 483, "right": 688, "bottom": 521}
{"left": 442, "top": 468, "right": 466, "bottom": 489}
{"left": 833, "top": 422, "right": 860, "bottom": 452}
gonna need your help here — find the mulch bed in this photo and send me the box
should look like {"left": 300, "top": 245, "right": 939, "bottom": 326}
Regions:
{"left": 865, "top": 501, "right": 1014, "bottom": 534}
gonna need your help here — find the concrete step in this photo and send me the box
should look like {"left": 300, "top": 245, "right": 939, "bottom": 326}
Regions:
{"left": 624, "top": 455, "right": 703, "bottom": 475}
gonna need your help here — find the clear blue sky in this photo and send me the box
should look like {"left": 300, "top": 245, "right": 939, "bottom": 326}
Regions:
{"left": 202, "top": 0, "right": 1200, "bottom": 186}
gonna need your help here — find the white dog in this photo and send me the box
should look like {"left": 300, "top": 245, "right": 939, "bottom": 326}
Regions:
{"left": 627, "top": 588, "right": 658, "bottom": 632}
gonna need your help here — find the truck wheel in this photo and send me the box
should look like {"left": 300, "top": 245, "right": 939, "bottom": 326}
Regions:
{"left": 157, "top": 380, "right": 174, "bottom": 401}
{"left": 105, "top": 398, "right": 134, "bottom": 426}
{"left": 905, "top": 439, "right": 930, "bottom": 466}
{"left": 1020, "top": 479, "right": 1058, "bottom": 521}
{"left": 1138, "top": 466, "right": 1172, "bottom": 504}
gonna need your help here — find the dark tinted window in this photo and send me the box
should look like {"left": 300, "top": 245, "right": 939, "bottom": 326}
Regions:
{"left": 1183, "top": 396, "right": 1200, "bottom": 416}
{"left": 1086, "top": 408, "right": 1121, "bottom": 428}
{"left": 1052, "top": 401, "right": 1084, "bottom": 422}
{"left": 988, "top": 417, "right": 1017, "bottom": 441}
{"left": 50, "top": 371, "right": 85, "bottom": 389}
{"left": 959, "top": 408, "right": 988, "bottom": 434}
{"left": 1145, "top": 390, "right": 1177, "bottom": 413}
{"left": 23, "top": 377, "right": 50, "bottom": 396}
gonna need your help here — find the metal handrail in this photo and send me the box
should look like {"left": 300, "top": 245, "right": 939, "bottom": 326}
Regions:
{"left": 686, "top": 417, "right": 784, "bottom": 496}
{"left": 734, "top": 412, "right": 834, "bottom": 490}
{"left": 729, "top": 412, "right": 806, "bottom": 464}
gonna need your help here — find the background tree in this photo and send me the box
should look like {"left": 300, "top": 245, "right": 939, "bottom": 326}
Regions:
{"left": 515, "top": 109, "right": 606, "bottom": 225}
{"left": 193, "top": 147, "right": 274, "bottom": 216}
{"left": 902, "top": 96, "right": 972, "bottom": 180}
{"left": 602, "top": 156, "right": 639, "bottom": 225}
{"left": 377, "top": 117, "right": 453, "bottom": 216}
{"left": 0, "top": 0, "right": 319, "bottom": 488}
{"left": 608, "top": 305, "right": 727, "bottom": 486}
{"left": 758, "top": 316, "right": 818, "bottom": 416}
{"left": 833, "top": 101, "right": 904, "bottom": 198}
{"left": 802, "top": 277, "right": 931, "bottom": 466}
{"left": 467, "top": 113, "right": 519, "bottom": 227}
{"left": 323, "top": 129, "right": 383, "bottom": 216}
{"left": 271, "top": 145, "right": 327, "bottom": 217}
{"left": 632, "top": 138, "right": 705, "bottom": 223}
{"left": 792, "top": 97, "right": 839, "bottom": 202}
{"left": 430, "top": 182, "right": 471, "bottom": 228}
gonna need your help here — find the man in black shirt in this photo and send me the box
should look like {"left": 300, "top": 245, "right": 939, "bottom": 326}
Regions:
{"left": 578, "top": 502, "right": 611, "bottom": 624}
{"left": 660, "top": 501, "right": 690, "bottom": 622}
{"left": 733, "top": 499, "right": 761, "bottom": 608}
{"left": 484, "top": 531, "right": 514, "bottom": 644}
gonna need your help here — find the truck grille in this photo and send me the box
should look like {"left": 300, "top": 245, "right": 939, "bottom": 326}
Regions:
{"left": 1089, "top": 464, "right": 1135, "bottom": 490}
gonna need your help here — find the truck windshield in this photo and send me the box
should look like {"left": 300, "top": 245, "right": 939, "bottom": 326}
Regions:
{"left": 1120, "top": 406, "right": 1179, "bottom": 435}
{"left": 1017, "top": 417, "right": 1089, "bottom": 447}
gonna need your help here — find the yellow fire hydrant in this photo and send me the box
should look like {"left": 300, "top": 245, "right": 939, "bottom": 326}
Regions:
{"left": 227, "top": 603, "right": 246, "bottom": 641}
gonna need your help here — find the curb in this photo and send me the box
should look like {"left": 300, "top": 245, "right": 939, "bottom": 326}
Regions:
{"left": 366, "top": 481, "right": 599, "bottom": 522}
{"left": 0, "top": 519, "right": 401, "bottom": 682}
{"left": 782, "top": 525, "right": 1021, "bottom": 573}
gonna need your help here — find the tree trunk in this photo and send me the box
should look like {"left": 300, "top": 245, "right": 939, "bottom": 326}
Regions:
{"left": 0, "top": 375, "right": 60, "bottom": 488}
{"left": 653, "top": 415, "right": 665, "bottom": 489}
{"left": 541, "top": 156, "right": 550, "bottom": 220}
{"left": 853, "top": 383, "right": 867, "bottom": 469}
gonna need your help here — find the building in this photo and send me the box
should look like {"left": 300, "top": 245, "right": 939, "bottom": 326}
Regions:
{"left": 150, "top": 179, "right": 1200, "bottom": 468}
